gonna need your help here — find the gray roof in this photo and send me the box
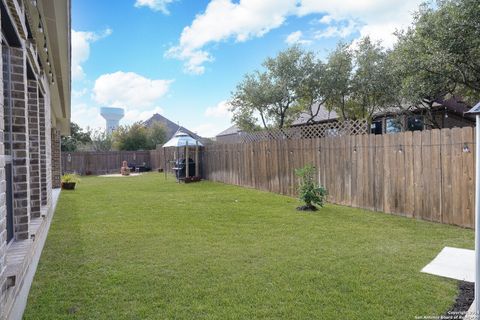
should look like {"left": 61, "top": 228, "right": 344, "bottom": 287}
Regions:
{"left": 292, "top": 103, "right": 339, "bottom": 125}
{"left": 143, "top": 113, "right": 202, "bottom": 141}
{"left": 216, "top": 125, "right": 242, "bottom": 137}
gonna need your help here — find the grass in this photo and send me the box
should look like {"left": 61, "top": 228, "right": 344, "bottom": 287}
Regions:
{"left": 24, "top": 173, "right": 473, "bottom": 319}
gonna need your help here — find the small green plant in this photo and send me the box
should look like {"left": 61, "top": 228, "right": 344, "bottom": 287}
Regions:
{"left": 61, "top": 173, "right": 81, "bottom": 184}
{"left": 295, "top": 164, "right": 327, "bottom": 211}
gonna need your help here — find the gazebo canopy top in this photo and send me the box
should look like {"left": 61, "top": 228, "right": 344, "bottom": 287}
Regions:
{"left": 162, "top": 131, "right": 203, "bottom": 148}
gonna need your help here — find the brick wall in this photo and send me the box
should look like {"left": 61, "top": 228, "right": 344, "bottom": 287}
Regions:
{"left": 27, "top": 80, "right": 40, "bottom": 218}
{"left": 0, "top": 41, "right": 6, "bottom": 316}
{"left": 51, "top": 128, "right": 61, "bottom": 188}
{"left": 9, "top": 46, "right": 30, "bottom": 240}
{"left": 45, "top": 94, "right": 52, "bottom": 204}
{"left": 38, "top": 96, "right": 47, "bottom": 206}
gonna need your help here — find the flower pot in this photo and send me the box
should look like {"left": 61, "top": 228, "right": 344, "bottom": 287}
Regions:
{"left": 61, "top": 182, "right": 76, "bottom": 190}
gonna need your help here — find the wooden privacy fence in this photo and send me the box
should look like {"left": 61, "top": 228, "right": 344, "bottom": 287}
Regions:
{"left": 149, "top": 147, "right": 177, "bottom": 173}
{"left": 62, "top": 127, "right": 475, "bottom": 228}
{"left": 62, "top": 151, "right": 151, "bottom": 175}
{"left": 201, "top": 127, "right": 475, "bottom": 228}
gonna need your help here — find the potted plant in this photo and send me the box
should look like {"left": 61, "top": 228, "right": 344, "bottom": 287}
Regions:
{"left": 61, "top": 174, "right": 80, "bottom": 190}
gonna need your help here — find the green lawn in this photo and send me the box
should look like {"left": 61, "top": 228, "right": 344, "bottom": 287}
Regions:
{"left": 24, "top": 173, "right": 473, "bottom": 319}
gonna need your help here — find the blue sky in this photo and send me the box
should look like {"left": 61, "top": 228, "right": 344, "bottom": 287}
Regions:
{"left": 71, "top": 0, "right": 423, "bottom": 137}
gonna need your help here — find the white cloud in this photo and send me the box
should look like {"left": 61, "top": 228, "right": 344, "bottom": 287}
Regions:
{"left": 314, "top": 19, "right": 357, "bottom": 39}
{"left": 72, "top": 29, "right": 112, "bottom": 80}
{"left": 191, "top": 123, "right": 219, "bottom": 138}
{"left": 71, "top": 103, "right": 105, "bottom": 130}
{"left": 124, "top": 106, "right": 165, "bottom": 123}
{"left": 285, "top": 30, "right": 312, "bottom": 45}
{"left": 318, "top": 15, "right": 334, "bottom": 24}
{"left": 166, "top": 0, "right": 297, "bottom": 74}
{"left": 93, "top": 71, "right": 173, "bottom": 108}
{"left": 298, "top": 0, "right": 423, "bottom": 47}
{"left": 205, "top": 100, "right": 232, "bottom": 118}
{"left": 168, "top": 0, "right": 423, "bottom": 73}
{"left": 72, "top": 88, "right": 88, "bottom": 99}
{"left": 285, "top": 31, "right": 301, "bottom": 44}
{"left": 134, "top": 0, "right": 177, "bottom": 14}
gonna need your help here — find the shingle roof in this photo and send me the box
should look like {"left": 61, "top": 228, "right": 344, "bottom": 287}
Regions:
{"left": 216, "top": 125, "right": 242, "bottom": 137}
{"left": 143, "top": 113, "right": 202, "bottom": 140}
{"left": 292, "top": 103, "right": 339, "bottom": 125}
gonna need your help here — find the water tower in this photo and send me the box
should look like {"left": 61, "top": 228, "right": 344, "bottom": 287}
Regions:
{"left": 100, "top": 107, "right": 124, "bottom": 133}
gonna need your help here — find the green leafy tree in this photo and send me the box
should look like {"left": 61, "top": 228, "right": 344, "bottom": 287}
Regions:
{"left": 230, "top": 46, "right": 312, "bottom": 130}
{"left": 295, "top": 53, "right": 329, "bottom": 124}
{"left": 61, "top": 122, "right": 92, "bottom": 152}
{"left": 323, "top": 43, "right": 356, "bottom": 120}
{"left": 113, "top": 122, "right": 150, "bottom": 151}
{"left": 90, "top": 129, "right": 113, "bottom": 151}
{"left": 113, "top": 122, "right": 167, "bottom": 151}
{"left": 391, "top": 22, "right": 458, "bottom": 128}
{"left": 147, "top": 122, "right": 168, "bottom": 149}
{"left": 389, "top": 0, "right": 480, "bottom": 123}
{"left": 230, "top": 71, "right": 272, "bottom": 131}
{"left": 407, "top": 0, "right": 480, "bottom": 103}
{"left": 351, "top": 37, "right": 400, "bottom": 121}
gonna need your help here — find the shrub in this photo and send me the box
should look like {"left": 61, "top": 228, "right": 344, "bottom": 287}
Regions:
{"left": 295, "top": 164, "right": 327, "bottom": 210}
{"left": 61, "top": 174, "right": 81, "bottom": 184}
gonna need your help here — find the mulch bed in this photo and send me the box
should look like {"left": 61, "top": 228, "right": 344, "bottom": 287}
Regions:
{"left": 443, "top": 281, "right": 474, "bottom": 319}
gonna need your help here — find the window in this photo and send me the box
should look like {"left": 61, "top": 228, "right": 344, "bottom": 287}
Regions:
{"left": 407, "top": 115, "right": 424, "bottom": 131}
{"left": 386, "top": 118, "right": 402, "bottom": 134}
{"left": 370, "top": 120, "right": 383, "bottom": 135}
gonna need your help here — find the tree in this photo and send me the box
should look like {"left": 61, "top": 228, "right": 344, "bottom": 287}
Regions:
{"left": 295, "top": 54, "right": 329, "bottom": 124}
{"left": 230, "top": 71, "right": 272, "bottom": 131}
{"left": 393, "top": 0, "right": 480, "bottom": 106}
{"left": 230, "top": 46, "right": 312, "bottom": 130}
{"left": 90, "top": 129, "right": 113, "bottom": 151}
{"left": 263, "top": 46, "right": 312, "bottom": 128}
{"left": 415, "top": 0, "right": 480, "bottom": 102}
{"left": 351, "top": 37, "right": 400, "bottom": 121}
{"left": 113, "top": 122, "right": 150, "bottom": 151}
{"left": 323, "top": 43, "right": 356, "bottom": 120}
{"left": 61, "top": 122, "right": 91, "bottom": 152}
{"left": 391, "top": 26, "right": 457, "bottom": 128}
{"left": 147, "top": 122, "right": 168, "bottom": 149}
{"left": 112, "top": 122, "right": 167, "bottom": 151}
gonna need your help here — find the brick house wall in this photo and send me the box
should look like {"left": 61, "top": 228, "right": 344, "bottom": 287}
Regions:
{"left": 0, "top": 1, "right": 71, "bottom": 318}
{"left": 51, "top": 128, "right": 61, "bottom": 189}
{"left": 9, "top": 46, "right": 30, "bottom": 241}
{"left": 0, "top": 39, "right": 6, "bottom": 317}
{"left": 28, "top": 80, "right": 41, "bottom": 218}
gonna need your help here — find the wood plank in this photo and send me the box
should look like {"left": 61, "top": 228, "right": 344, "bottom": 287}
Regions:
{"left": 404, "top": 131, "right": 414, "bottom": 218}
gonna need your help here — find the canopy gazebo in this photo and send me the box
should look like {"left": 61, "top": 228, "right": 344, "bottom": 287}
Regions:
{"left": 162, "top": 131, "right": 203, "bottom": 182}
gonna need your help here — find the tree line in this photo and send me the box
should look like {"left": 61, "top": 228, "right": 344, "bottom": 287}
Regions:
{"left": 61, "top": 121, "right": 167, "bottom": 152}
{"left": 230, "top": 0, "right": 480, "bottom": 131}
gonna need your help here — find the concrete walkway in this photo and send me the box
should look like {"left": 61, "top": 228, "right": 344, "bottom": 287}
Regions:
{"left": 421, "top": 247, "right": 474, "bottom": 282}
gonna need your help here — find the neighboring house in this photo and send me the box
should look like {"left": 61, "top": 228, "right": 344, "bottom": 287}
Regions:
{"left": 0, "top": 1, "right": 71, "bottom": 318}
{"left": 144, "top": 113, "right": 203, "bottom": 142}
{"left": 292, "top": 97, "right": 474, "bottom": 134}
{"left": 215, "top": 125, "right": 243, "bottom": 144}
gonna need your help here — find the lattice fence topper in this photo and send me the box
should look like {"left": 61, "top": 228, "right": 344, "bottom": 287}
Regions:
{"left": 239, "top": 119, "right": 369, "bottom": 143}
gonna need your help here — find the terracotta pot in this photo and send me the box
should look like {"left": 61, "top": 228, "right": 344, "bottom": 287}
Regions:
{"left": 61, "top": 182, "right": 76, "bottom": 190}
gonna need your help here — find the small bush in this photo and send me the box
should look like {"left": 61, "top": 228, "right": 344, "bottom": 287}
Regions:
{"left": 295, "top": 164, "right": 327, "bottom": 210}
{"left": 61, "top": 174, "right": 81, "bottom": 184}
